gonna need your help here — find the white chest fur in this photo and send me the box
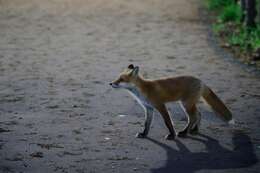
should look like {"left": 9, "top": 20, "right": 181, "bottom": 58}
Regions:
{"left": 125, "top": 87, "right": 154, "bottom": 110}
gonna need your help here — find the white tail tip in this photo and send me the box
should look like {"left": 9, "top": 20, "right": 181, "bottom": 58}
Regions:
{"left": 228, "top": 119, "right": 235, "bottom": 125}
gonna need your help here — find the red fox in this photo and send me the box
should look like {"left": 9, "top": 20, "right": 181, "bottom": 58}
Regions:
{"left": 110, "top": 64, "right": 233, "bottom": 140}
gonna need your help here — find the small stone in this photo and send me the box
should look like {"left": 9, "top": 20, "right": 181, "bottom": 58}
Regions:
{"left": 30, "top": 152, "right": 43, "bottom": 158}
{"left": 47, "top": 105, "right": 59, "bottom": 109}
{"left": 221, "top": 43, "right": 231, "bottom": 48}
{"left": 118, "top": 114, "right": 127, "bottom": 118}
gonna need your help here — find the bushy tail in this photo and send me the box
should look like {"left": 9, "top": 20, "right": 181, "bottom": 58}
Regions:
{"left": 202, "top": 85, "right": 233, "bottom": 122}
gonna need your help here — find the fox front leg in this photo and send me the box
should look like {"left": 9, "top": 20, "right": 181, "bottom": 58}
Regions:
{"left": 136, "top": 107, "right": 154, "bottom": 138}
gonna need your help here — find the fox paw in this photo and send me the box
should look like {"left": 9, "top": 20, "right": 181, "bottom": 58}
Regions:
{"left": 189, "top": 127, "right": 199, "bottom": 135}
{"left": 135, "top": 132, "right": 147, "bottom": 138}
{"left": 177, "top": 131, "right": 188, "bottom": 138}
{"left": 165, "top": 133, "right": 176, "bottom": 140}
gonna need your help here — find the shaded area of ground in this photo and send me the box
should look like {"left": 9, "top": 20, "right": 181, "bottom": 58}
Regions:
{"left": 150, "top": 133, "right": 257, "bottom": 173}
{"left": 0, "top": 0, "right": 259, "bottom": 172}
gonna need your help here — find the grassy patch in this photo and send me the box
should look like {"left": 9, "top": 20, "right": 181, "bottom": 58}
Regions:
{"left": 206, "top": 0, "right": 235, "bottom": 10}
{"left": 207, "top": 0, "right": 260, "bottom": 63}
{"left": 218, "top": 4, "right": 242, "bottom": 22}
{"left": 229, "top": 26, "right": 260, "bottom": 51}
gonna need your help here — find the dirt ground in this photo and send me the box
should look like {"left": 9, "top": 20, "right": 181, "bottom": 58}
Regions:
{"left": 0, "top": 0, "right": 260, "bottom": 172}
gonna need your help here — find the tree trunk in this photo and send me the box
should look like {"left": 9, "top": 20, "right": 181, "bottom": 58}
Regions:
{"left": 245, "top": 0, "right": 257, "bottom": 27}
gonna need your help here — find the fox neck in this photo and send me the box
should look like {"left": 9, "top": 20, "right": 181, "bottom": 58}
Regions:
{"left": 131, "top": 75, "right": 147, "bottom": 89}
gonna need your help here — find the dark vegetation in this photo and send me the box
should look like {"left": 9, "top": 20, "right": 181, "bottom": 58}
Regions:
{"left": 206, "top": 0, "right": 260, "bottom": 67}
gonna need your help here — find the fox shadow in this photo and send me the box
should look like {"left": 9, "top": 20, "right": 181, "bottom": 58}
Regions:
{"left": 148, "top": 132, "right": 258, "bottom": 173}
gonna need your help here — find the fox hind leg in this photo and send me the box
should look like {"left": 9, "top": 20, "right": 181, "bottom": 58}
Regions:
{"left": 190, "top": 111, "right": 201, "bottom": 135}
{"left": 178, "top": 102, "right": 199, "bottom": 137}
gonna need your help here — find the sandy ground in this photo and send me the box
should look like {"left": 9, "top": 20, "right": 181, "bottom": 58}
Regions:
{"left": 0, "top": 0, "right": 260, "bottom": 172}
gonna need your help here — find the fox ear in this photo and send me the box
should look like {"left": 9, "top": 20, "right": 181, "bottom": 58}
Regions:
{"left": 128, "top": 64, "right": 134, "bottom": 69}
{"left": 131, "top": 66, "right": 139, "bottom": 76}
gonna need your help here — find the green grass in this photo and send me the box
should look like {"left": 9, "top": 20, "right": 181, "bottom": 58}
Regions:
{"left": 212, "top": 23, "right": 225, "bottom": 34}
{"left": 206, "top": 0, "right": 235, "bottom": 10}
{"left": 246, "top": 27, "right": 260, "bottom": 51}
{"left": 215, "top": 23, "right": 260, "bottom": 52}
{"left": 207, "top": 0, "right": 260, "bottom": 53}
{"left": 218, "top": 4, "right": 242, "bottom": 22}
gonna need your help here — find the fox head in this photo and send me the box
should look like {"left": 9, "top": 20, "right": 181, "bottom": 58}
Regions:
{"left": 110, "top": 64, "right": 139, "bottom": 89}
